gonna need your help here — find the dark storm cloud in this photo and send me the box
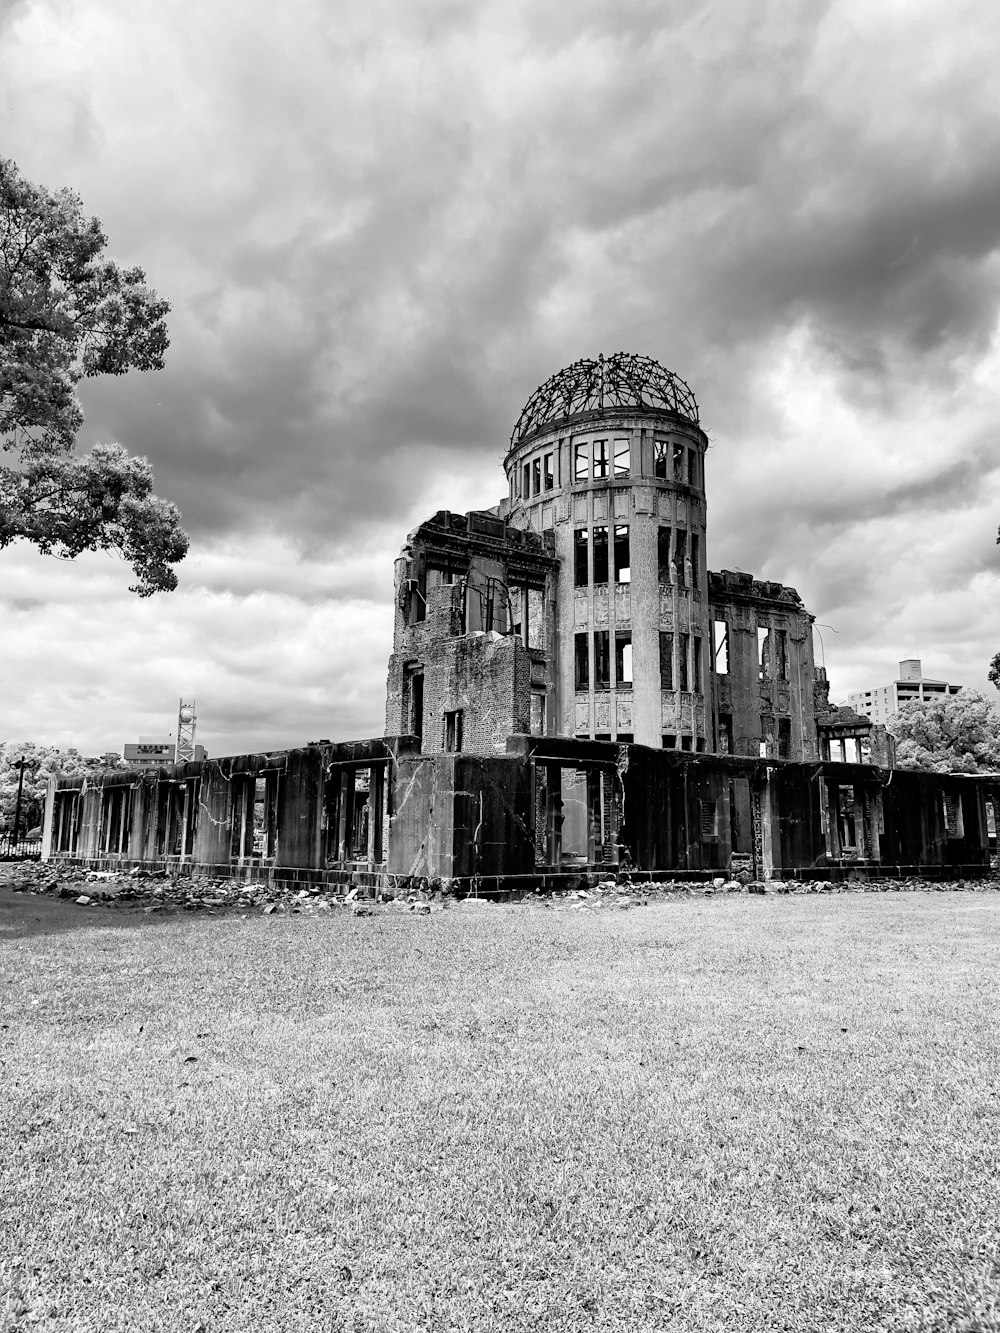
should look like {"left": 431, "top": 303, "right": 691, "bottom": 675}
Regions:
{"left": 6, "top": 0, "right": 1000, "bottom": 749}
{"left": 41, "top": 0, "right": 996, "bottom": 563}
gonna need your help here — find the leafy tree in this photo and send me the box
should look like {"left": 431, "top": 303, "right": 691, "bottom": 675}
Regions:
{"left": 887, "top": 689, "right": 1000, "bottom": 773}
{"left": 989, "top": 651, "right": 999, "bottom": 692}
{"left": 1, "top": 157, "right": 188, "bottom": 594}
{"left": 0, "top": 741, "right": 119, "bottom": 833}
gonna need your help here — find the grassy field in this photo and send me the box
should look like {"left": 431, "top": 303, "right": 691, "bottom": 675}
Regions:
{"left": 2, "top": 891, "right": 999, "bottom": 1333}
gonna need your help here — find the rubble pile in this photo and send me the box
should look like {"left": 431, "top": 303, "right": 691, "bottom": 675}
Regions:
{"left": 1, "top": 860, "right": 997, "bottom": 917}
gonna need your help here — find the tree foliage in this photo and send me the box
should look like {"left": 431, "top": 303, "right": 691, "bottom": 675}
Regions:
{"left": 1, "top": 157, "right": 188, "bottom": 594}
{"left": 989, "top": 652, "right": 1000, "bottom": 693}
{"left": 887, "top": 689, "right": 1000, "bottom": 774}
{"left": 0, "top": 741, "right": 119, "bottom": 833}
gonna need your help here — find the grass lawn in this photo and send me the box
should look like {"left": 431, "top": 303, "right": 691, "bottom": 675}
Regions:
{"left": 2, "top": 891, "right": 999, "bottom": 1333}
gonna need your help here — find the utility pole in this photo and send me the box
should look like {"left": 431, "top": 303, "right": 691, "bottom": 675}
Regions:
{"left": 12, "top": 756, "right": 27, "bottom": 845}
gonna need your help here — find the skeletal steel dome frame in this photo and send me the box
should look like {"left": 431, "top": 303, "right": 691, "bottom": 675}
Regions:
{"left": 510, "top": 352, "right": 700, "bottom": 448}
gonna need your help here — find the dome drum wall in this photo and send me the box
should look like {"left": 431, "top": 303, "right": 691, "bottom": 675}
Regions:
{"left": 505, "top": 401, "right": 711, "bottom": 750}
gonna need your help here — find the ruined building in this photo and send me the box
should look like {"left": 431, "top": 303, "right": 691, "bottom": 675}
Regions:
{"left": 43, "top": 355, "right": 1000, "bottom": 888}
{"left": 387, "top": 354, "right": 835, "bottom": 764}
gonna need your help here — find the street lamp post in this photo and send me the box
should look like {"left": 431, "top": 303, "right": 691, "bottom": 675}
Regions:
{"left": 12, "top": 756, "right": 28, "bottom": 847}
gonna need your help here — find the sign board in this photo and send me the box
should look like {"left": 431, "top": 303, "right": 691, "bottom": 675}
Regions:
{"left": 124, "top": 742, "right": 176, "bottom": 764}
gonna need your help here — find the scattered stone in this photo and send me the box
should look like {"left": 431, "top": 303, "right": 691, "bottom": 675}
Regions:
{"left": 74, "top": 895, "right": 92, "bottom": 906}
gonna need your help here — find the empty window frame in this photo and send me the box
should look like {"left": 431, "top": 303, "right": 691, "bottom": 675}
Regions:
{"left": 775, "top": 629, "right": 789, "bottom": 681}
{"left": 593, "top": 439, "right": 609, "bottom": 479}
{"left": 662, "top": 733, "right": 677, "bottom": 750}
{"left": 693, "top": 636, "right": 702, "bottom": 692}
{"left": 942, "top": 791, "right": 965, "bottom": 839}
{"left": 758, "top": 627, "right": 770, "bottom": 681}
{"left": 444, "top": 710, "right": 463, "bottom": 753}
{"left": 532, "top": 458, "right": 541, "bottom": 495}
{"left": 594, "top": 631, "right": 611, "bottom": 690}
{"left": 592, "top": 526, "right": 609, "bottom": 584}
{"left": 675, "top": 529, "right": 688, "bottom": 586}
{"left": 100, "top": 786, "right": 133, "bottom": 855}
{"left": 615, "top": 633, "right": 633, "bottom": 686}
{"left": 613, "top": 438, "right": 630, "bottom": 478}
{"left": 672, "top": 445, "right": 685, "bottom": 481}
{"left": 575, "top": 632, "right": 589, "bottom": 690}
{"left": 530, "top": 692, "right": 546, "bottom": 737}
{"left": 778, "top": 717, "right": 792, "bottom": 760}
{"left": 657, "top": 527, "right": 672, "bottom": 583}
{"left": 679, "top": 632, "right": 690, "bottom": 692}
{"left": 714, "top": 620, "right": 729, "bottom": 674}
{"left": 543, "top": 452, "right": 555, "bottom": 490}
{"left": 574, "top": 441, "right": 588, "bottom": 483}
{"left": 54, "top": 791, "right": 81, "bottom": 853}
{"left": 687, "top": 449, "right": 698, "bottom": 487}
{"left": 718, "top": 713, "right": 733, "bottom": 754}
{"left": 654, "top": 439, "right": 669, "bottom": 479}
{"left": 680, "top": 735, "right": 693, "bottom": 751}
{"left": 522, "top": 463, "right": 530, "bottom": 499}
{"left": 699, "top": 798, "right": 718, "bottom": 840}
{"left": 659, "top": 631, "right": 674, "bottom": 690}
{"left": 690, "top": 533, "right": 700, "bottom": 585}
{"left": 574, "top": 529, "right": 589, "bottom": 586}
{"left": 838, "top": 784, "right": 859, "bottom": 853}
{"left": 613, "top": 525, "right": 630, "bottom": 582}
{"left": 403, "top": 666, "right": 424, "bottom": 748}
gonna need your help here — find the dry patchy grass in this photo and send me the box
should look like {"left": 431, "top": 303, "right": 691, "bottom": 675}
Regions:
{"left": 2, "top": 894, "right": 999, "bottom": 1332}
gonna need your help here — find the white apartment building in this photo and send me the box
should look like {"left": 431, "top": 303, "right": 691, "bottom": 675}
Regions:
{"left": 848, "top": 659, "right": 962, "bottom": 724}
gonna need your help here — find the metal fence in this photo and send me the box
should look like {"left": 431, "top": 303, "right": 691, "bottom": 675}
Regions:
{"left": 0, "top": 834, "right": 42, "bottom": 861}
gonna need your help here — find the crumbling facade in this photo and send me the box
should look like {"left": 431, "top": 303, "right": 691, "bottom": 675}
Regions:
{"left": 386, "top": 353, "right": 880, "bottom": 765}
{"left": 43, "top": 353, "right": 997, "bottom": 889}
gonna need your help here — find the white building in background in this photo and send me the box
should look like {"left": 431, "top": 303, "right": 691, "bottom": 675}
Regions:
{"left": 848, "top": 659, "right": 963, "bottom": 724}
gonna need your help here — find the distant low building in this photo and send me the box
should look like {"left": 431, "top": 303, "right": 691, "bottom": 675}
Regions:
{"left": 123, "top": 737, "right": 207, "bottom": 767}
{"left": 848, "top": 659, "right": 963, "bottom": 724}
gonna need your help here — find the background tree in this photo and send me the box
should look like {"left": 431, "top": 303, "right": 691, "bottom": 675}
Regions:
{"left": 0, "top": 741, "right": 119, "bottom": 834}
{"left": 989, "top": 651, "right": 999, "bottom": 692}
{"left": 887, "top": 689, "right": 1000, "bottom": 773}
{"left": 1, "top": 157, "right": 188, "bottom": 594}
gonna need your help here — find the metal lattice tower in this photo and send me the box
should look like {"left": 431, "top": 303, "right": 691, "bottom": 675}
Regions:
{"left": 177, "top": 699, "right": 197, "bottom": 763}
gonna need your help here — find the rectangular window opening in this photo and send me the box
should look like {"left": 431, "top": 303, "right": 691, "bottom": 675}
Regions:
{"left": 613, "top": 438, "right": 630, "bottom": 478}
{"left": 776, "top": 629, "right": 789, "bottom": 681}
{"left": 659, "top": 631, "right": 674, "bottom": 690}
{"left": 613, "top": 525, "right": 630, "bottom": 582}
{"left": 699, "top": 798, "right": 718, "bottom": 840}
{"left": 574, "top": 441, "right": 588, "bottom": 483}
{"left": 679, "top": 632, "right": 690, "bottom": 692}
{"left": 758, "top": 626, "right": 770, "bottom": 681}
{"left": 714, "top": 620, "right": 729, "bottom": 675}
{"left": 778, "top": 717, "right": 792, "bottom": 760}
{"left": 675, "top": 529, "right": 688, "bottom": 587}
{"left": 657, "top": 526, "right": 672, "bottom": 583}
{"left": 543, "top": 452, "right": 554, "bottom": 490}
{"left": 615, "top": 633, "right": 633, "bottom": 686}
{"left": 593, "top": 439, "right": 609, "bottom": 479}
{"left": 444, "top": 709, "right": 464, "bottom": 753}
{"left": 719, "top": 713, "right": 733, "bottom": 754}
{"left": 594, "top": 630, "right": 611, "bottom": 690}
{"left": 654, "top": 439, "right": 669, "bottom": 479}
{"left": 575, "top": 632, "right": 589, "bottom": 690}
{"left": 531, "top": 458, "right": 541, "bottom": 496}
{"left": 574, "top": 528, "right": 589, "bottom": 587}
{"left": 592, "top": 526, "right": 609, "bottom": 584}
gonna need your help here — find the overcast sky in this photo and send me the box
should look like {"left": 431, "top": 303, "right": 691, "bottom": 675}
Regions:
{"left": 4, "top": 0, "right": 1000, "bottom": 758}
